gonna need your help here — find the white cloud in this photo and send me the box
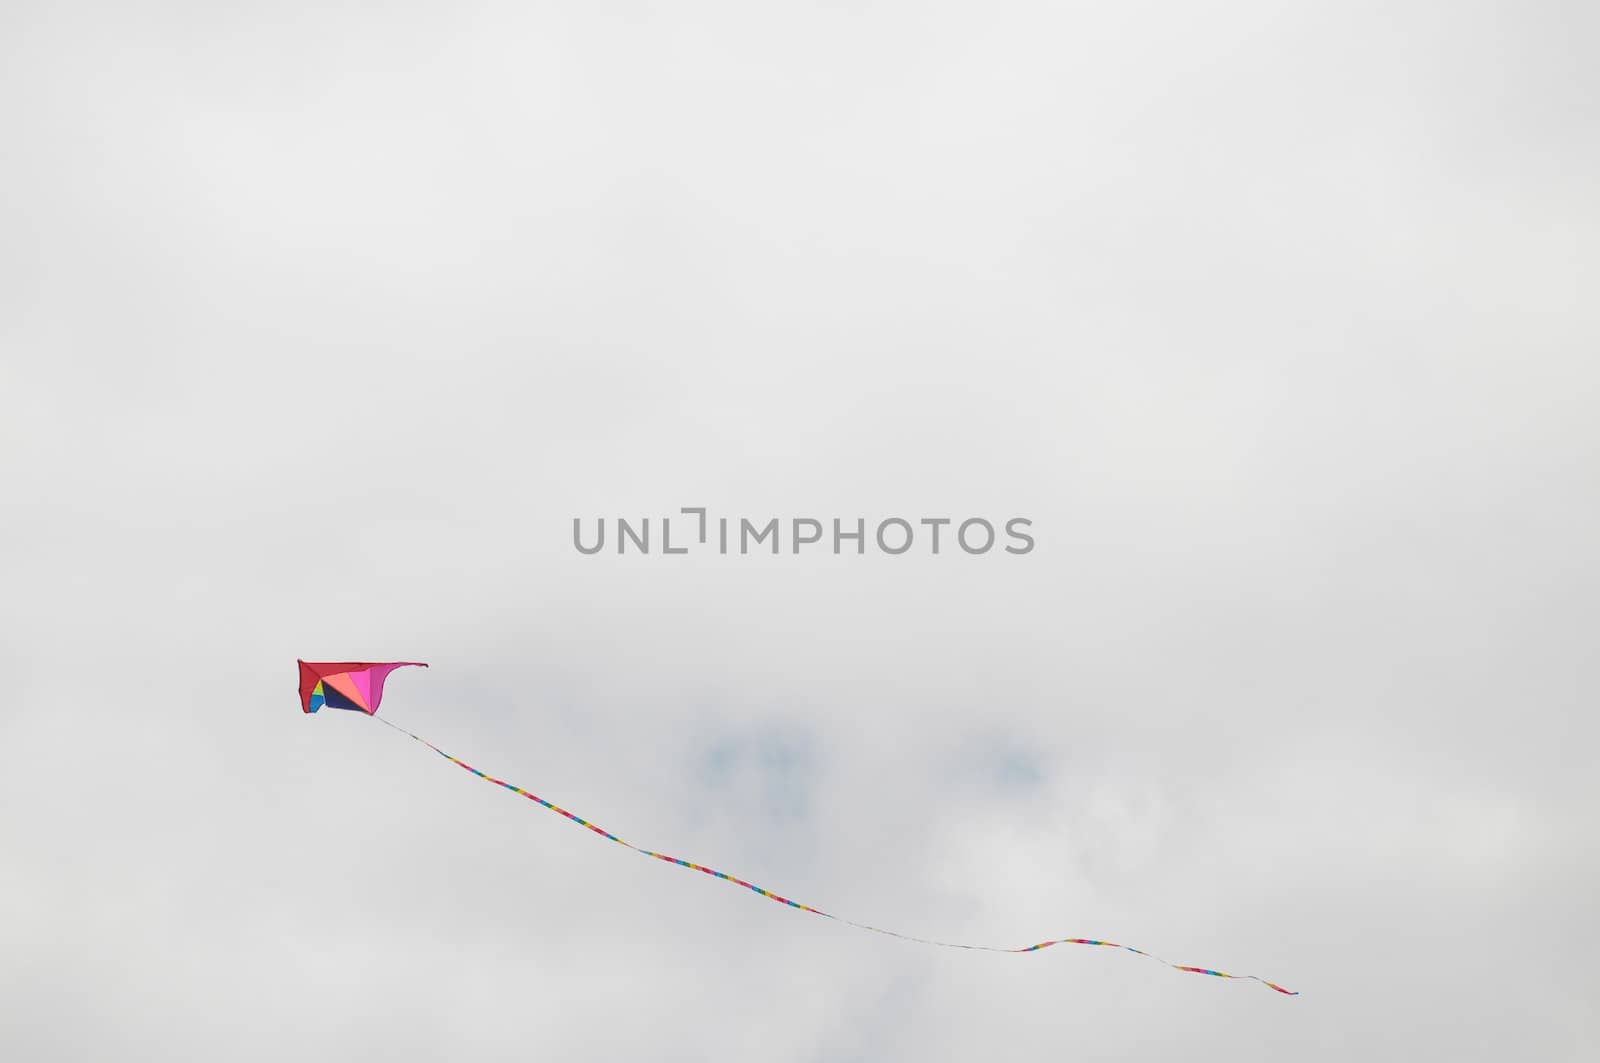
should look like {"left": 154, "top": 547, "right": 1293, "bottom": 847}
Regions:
{"left": 3, "top": 1, "right": 1596, "bottom": 1059}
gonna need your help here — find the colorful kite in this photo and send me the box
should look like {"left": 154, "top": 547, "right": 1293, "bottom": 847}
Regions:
{"left": 299, "top": 659, "right": 1297, "bottom": 996}
{"left": 298, "top": 660, "right": 428, "bottom": 715}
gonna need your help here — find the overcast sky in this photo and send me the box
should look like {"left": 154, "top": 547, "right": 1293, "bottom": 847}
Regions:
{"left": 3, "top": 2, "right": 1597, "bottom": 1059}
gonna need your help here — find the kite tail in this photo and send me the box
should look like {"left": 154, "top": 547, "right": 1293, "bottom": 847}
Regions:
{"left": 372, "top": 716, "right": 1298, "bottom": 996}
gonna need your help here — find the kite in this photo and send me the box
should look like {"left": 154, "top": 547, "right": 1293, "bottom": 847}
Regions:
{"left": 299, "top": 659, "right": 428, "bottom": 715}
{"left": 298, "top": 659, "right": 1298, "bottom": 996}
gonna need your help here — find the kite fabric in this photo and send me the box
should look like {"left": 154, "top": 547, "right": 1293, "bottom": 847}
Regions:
{"left": 298, "top": 660, "right": 428, "bottom": 715}
{"left": 301, "top": 660, "right": 1297, "bottom": 996}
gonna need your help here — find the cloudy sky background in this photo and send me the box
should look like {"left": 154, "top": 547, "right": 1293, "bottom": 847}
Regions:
{"left": 3, "top": 2, "right": 1596, "bottom": 1058}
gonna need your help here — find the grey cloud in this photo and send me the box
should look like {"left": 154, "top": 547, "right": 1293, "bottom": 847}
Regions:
{"left": 3, "top": 1, "right": 1597, "bottom": 1060}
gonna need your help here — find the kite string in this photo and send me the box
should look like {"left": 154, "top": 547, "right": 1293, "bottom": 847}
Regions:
{"left": 371, "top": 715, "right": 1297, "bottom": 996}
